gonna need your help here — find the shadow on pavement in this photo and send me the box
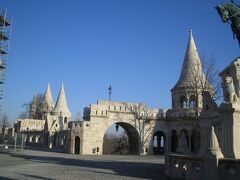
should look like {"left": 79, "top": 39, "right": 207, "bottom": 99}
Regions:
{"left": 0, "top": 176, "right": 15, "bottom": 180}
{"left": 8, "top": 152, "right": 168, "bottom": 180}
{"left": 19, "top": 174, "right": 55, "bottom": 180}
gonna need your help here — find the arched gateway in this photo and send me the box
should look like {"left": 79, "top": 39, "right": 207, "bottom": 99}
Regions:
{"left": 103, "top": 122, "right": 139, "bottom": 154}
{"left": 68, "top": 100, "right": 167, "bottom": 155}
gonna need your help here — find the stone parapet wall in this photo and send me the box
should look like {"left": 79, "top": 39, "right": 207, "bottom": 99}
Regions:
{"left": 219, "top": 159, "right": 240, "bottom": 180}
{"left": 167, "top": 154, "right": 204, "bottom": 180}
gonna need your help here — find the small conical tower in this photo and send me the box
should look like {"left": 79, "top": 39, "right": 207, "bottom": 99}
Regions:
{"left": 171, "top": 30, "right": 205, "bottom": 111}
{"left": 203, "top": 127, "right": 223, "bottom": 180}
{"left": 51, "top": 83, "right": 71, "bottom": 117}
{"left": 205, "top": 127, "right": 223, "bottom": 157}
{"left": 43, "top": 83, "right": 54, "bottom": 112}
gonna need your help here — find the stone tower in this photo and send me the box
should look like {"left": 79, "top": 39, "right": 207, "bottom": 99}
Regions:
{"left": 171, "top": 30, "right": 205, "bottom": 113}
{"left": 219, "top": 57, "right": 240, "bottom": 158}
{"left": 165, "top": 31, "right": 205, "bottom": 156}
{"left": 51, "top": 83, "right": 71, "bottom": 130}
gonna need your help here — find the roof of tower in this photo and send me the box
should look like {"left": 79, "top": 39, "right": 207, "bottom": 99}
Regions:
{"left": 172, "top": 30, "right": 203, "bottom": 91}
{"left": 43, "top": 83, "right": 54, "bottom": 110}
{"left": 51, "top": 83, "right": 71, "bottom": 116}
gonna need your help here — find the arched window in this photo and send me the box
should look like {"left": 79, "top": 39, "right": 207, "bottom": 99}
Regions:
{"left": 189, "top": 95, "right": 196, "bottom": 109}
{"left": 180, "top": 96, "right": 187, "bottom": 109}
{"left": 64, "top": 117, "right": 68, "bottom": 124}
{"left": 171, "top": 130, "right": 178, "bottom": 152}
{"left": 75, "top": 136, "right": 80, "bottom": 154}
{"left": 180, "top": 129, "right": 189, "bottom": 147}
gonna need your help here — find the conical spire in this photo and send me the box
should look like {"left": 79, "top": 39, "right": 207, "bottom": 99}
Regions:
{"left": 172, "top": 30, "right": 203, "bottom": 90}
{"left": 209, "top": 127, "right": 220, "bottom": 149}
{"left": 206, "top": 127, "right": 223, "bottom": 157}
{"left": 44, "top": 83, "right": 54, "bottom": 111}
{"left": 51, "top": 83, "right": 71, "bottom": 116}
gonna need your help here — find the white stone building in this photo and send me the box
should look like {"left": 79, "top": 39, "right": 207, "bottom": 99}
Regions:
{"left": 15, "top": 30, "right": 240, "bottom": 179}
{"left": 164, "top": 31, "right": 240, "bottom": 179}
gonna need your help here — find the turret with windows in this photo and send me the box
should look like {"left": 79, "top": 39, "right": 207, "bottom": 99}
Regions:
{"left": 169, "top": 30, "right": 207, "bottom": 116}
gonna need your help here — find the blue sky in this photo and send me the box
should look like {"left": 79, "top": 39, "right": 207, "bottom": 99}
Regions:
{"left": 1, "top": 0, "right": 240, "bottom": 122}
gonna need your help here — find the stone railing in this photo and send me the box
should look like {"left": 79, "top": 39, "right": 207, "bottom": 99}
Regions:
{"left": 167, "top": 154, "right": 204, "bottom": 180}
{"left": 218, "top": 158, "right": 240, "bottom": 180}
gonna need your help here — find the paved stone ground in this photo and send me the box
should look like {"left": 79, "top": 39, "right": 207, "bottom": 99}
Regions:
{"left": 0, "top": 149, "right": 169, "bottom": 180}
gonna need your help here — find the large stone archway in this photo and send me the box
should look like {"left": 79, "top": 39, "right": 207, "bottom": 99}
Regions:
{"left": 78, "top": 100, "right": 165, "bottom": 155}
{"left": 103, "top": 122, "right": 140, "bottom": 155}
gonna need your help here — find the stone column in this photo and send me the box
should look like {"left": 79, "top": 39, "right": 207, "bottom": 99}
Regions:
{"left": 36, "top": 135, "right": 39, "bottom": 143}
{"left": 166, "top": 131, "right": 171, "bottom": 153}
{"left": 164, "top": 130, "right": 172, "bottom": 176}
{"left": 219, "top": 103, "right": 240, "bottom": 158}
{"left": 186, "top": 94, "right": 190, "bottom": 109}
{"left": 70, "top": 136, "right": 74, "bottom": 154}
{"left": 199, "top": 117, "right": 212, "bottom": 155}
{"left": 188, "top": 131, "right": 192, "bottom": 153}
{"left": 218, "top": 57, "right": 240, "bottom": 158}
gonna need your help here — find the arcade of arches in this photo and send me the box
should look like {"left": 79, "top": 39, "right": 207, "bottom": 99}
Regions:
{"left": 65, "top": 100, "right": 202, "bottom": 156}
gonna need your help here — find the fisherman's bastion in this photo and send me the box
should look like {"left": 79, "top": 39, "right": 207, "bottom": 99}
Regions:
{"left": 10, "top": 30, "right": 240, "bottom": 179}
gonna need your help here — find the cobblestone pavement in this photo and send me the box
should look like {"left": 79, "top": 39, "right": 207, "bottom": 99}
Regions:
{"left": 0, "top": 149, "right": 168, "bottom": 180}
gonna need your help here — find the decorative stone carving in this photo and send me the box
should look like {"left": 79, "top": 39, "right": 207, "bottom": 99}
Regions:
{"left": 222, "top": 76, "right": 237, "bottom": 103}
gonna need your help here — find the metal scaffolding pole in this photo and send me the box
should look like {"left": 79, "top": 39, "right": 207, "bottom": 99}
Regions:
{"left": 0, "top": 8, "right": 11, "bottom": 113}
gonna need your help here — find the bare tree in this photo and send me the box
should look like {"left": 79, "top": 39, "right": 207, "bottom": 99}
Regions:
{"left": 123, "top": 103, "right": 159, "bottom": 154}
{"left": 0, "top": 112, "right": 10, "bottom": 144}
{"left": 19, "top": 93, "right": 47, "bottom": 120}
{"left": 112, "top": 132, "right": 129, "bottom": 155}
{"left": 133, "top": 104, "right": 158, "bottom": 154}
{"left": 18, "top": 103, "right": 30, "bottom": 119}
{"left": 188, "top": 56, "right": 222, "bottom": 115}
{"left": 103, "top": 133, "right": 114, "bottom": 154}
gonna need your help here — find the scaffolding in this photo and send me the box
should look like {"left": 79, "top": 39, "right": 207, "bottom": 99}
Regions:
{"left": 0, "top": 9, "right": 11, "bottom": 112}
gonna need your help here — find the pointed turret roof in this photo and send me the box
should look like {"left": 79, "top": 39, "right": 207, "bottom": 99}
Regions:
{"left": 206, "top": 127, "right": 223, "bottom": 158}
{"left": 51, "top": 83, "right": 71, "bottom": 116}
{"left": 172, "top": 30, "right": 203, "bottom": 90}
{"left": 209, "top": 127, "right": 220, "bottom": 150}
{"left": 43, "top": 83, "right": 54, "bottom": 111}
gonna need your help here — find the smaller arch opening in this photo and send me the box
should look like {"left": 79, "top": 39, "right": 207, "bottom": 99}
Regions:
{"left": 153, "top": 131, "right": 166, "bottom": 155}
{"left": 189, "top": 95, "right": 196, "bottom": 109}
{"left": 64, "top": 117, "right": 68, "bottom": 124}
{"left": 180, "top": 129, "right": 189, "bottom": 146}
{"left": 177, "top": 129, "right": 189, "bottom": 153}
{"left": 74, "top": 136, "right": 80, "bottom": 154}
